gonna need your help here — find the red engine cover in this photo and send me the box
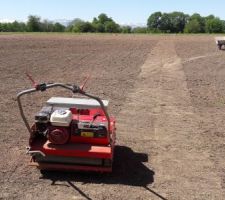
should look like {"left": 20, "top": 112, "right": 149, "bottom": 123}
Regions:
{"left": 48, "top": 127, "right": 70, "bottom": 145}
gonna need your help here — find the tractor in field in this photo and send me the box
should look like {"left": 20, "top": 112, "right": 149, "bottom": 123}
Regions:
{"left": 17, "top": 76, "right": 116, "bottom": 173}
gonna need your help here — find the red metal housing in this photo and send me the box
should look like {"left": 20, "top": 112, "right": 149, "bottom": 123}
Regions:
{"left": 17, "top": 82, "right": 116, "bottom": 173}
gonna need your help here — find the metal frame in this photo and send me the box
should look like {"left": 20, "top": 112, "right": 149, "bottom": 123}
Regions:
{"left": 30, "top": 161, "right": 112, "bottom": 172}
{"left": 17, "top": 83, "right": 111, "bottom": 143}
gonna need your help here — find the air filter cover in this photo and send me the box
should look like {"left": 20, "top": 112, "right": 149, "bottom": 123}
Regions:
{"left": 50, "top": 109, "right": 72, "bottom": 127}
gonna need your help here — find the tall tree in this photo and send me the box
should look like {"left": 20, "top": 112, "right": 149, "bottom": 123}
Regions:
{"left": 147, "top": 12, "right": 162, "bottom": 30}
{"left": 189, "top": 13, "right": 205, "bottom": 32}
{"left": 72, "top": 20, "right": 94, "bottom": 32}
{"left": 205, "top": 18, "right": 224, "bottom": 33}
{"left": 121, "top": 26, "right": 132, "bottom": 33}
{"left": 91, "top": 13, "right": 120, "bottom": 33}
{"left": 169, "top": 12, "right": 188, "bottom": 33}
{"left": 184, "top": 19, "right": 201, "bottom": 33}
{"left": 53, "top": 23, "right": 65, "bottom": 32}
{"left": 160, "top": 13, "right": 172, "bottom": 33}
{"left": 147, "top": 11, "right": 188, "bottom": 33}
{"left": 105, "top": 21, "right": 120, "bottom": 33}
{"left": 97, "top": 13, "right": 112, "bottom": 24}
{"left": 27, "top": 15, "right": 41, "bottom": 32}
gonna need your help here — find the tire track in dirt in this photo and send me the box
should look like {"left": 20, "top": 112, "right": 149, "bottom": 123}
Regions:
{"left": 182, "top": 52, "right": 222, "bottom": 64}
{"left": 117, "top": 40, "right": 223, "bottom": 199}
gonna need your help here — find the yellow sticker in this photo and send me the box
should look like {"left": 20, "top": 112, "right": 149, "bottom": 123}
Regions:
{"left": 81, "top": 132, "right": 94, "bottom": 137}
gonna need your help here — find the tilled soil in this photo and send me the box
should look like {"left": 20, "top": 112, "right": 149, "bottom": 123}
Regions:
{"left": 0, "top": 34, "right": 225, "bottom": 200}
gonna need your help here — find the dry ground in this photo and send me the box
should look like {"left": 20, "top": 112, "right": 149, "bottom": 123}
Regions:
{"left": 0, "top": 34, "right": 225, "bottom": 200}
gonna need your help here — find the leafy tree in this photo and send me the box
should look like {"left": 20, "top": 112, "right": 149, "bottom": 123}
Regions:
{"left": 27, "top": 15, "right": 41, "bottom": 32}
{"left": 169, "top": 12, "right": 188, "bottom": 33}
{"left": 0, "top": 23, "right": 13, "bottom": 31}
{"left": 91, "top": 13, "right": 120, "bottom": 33}
{"left": 6, "top": 23, "right": 12, "bottom": 31}
{"left": 66, "top": 18, "right": 82, "bottom": 32}
{"left": 205, "top": 18, "right": 224, "bottom": 33}
{"left": 98, "top": 13, "right": 112, "bottom": 24}
{"left": 222, "top": 20, "right": 225, "bottom": 33}
{"left": 121, "top": 26, "right": 132, "bottom": 33}
{"left": 53, "top": 23, "right": 65, "bottom": 32}
{"left": 1, "top": 23, "right": 7, "bottom": 32}
{"left": 160, "top": 13, "right": 172, "bottom": 33}
{"left": 65, "top": 24, "right": 73, "bottom": 32}
{"left": 92, "top": 22, "right": 105, "bottom": 32}
{"left": 92, "top": 17, "right": 105, "bottom": 32}
{"left": 147, "top": 11, "right": 188, "bottom": 33}
{"left": 105, "top": 21, "right": 120, "bottom": 33}
{"left": 11, "top": 21, "right": 19, "bottom": 31}
{"left": 66, "top": 18, "right": 89, "bottom": 32}
{"left": 147, "top": 11, "right": 162, "bottom": 30}
{"left": 189, "top": 13, "right": 205, "bottom": 32}
{"left": 92, "top": 17, "right": 98, "bottom": 24}
{"left": 205, "top": 15, "right": 215, "bottom": 21}
{"left": 72, "top": 20, "right": 94, "bottom": 32}
{"left": 132, "top": 27, "right": 148, "bottom": 33}
{"left": 17, "top": 22, "right": 27, "bottom": 32}
{"left": 184, "top": 19, "right": 201, "bottom": 33}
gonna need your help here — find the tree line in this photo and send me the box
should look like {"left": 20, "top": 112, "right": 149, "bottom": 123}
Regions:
{"left": 147, "top": 12, "right": 225, "bottom": 33}
{"left": 0, "top": 16, "right": 65, "bottom": 32}
{"left": 0, "top": 12, "right": 225, "bottom": 33}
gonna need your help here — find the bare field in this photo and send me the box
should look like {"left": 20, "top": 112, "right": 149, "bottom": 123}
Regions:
{"left": 0, "top": 34, "right": 225, "bottom": 200}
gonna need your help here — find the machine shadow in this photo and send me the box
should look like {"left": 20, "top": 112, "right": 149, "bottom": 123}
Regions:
{"left": 40, "top": 145, "right": 154, "bottom": 187}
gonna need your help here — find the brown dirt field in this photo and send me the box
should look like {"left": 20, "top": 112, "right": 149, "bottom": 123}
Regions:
{"left": 0, "top": 34, "right": 225, "bottom": 200}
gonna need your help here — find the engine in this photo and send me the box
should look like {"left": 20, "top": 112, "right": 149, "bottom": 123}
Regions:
{"left": 35, "top": 106, "right": 52, "bottom": 134}
{"left": 48, "top": 109, "right": 72, "bottom": 144}
{"left": 34, "top": 107, "right": 108, "bottom": 145}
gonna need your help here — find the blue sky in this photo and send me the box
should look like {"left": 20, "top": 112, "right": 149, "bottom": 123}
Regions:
{"left": 1, "top": 0, "right": 225, "bottom": 25}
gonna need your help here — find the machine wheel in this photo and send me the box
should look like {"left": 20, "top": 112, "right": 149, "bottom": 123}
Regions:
{"left": 218, "top": 44, "right": 222, "bottom": 50}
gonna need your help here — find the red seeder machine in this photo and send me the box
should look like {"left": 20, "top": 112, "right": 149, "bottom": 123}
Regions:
{"left": 17, "top": 76, "right": 116, "bottom": 172}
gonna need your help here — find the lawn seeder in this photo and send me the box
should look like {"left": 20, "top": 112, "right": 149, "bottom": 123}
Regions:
{"left": 215, "top": 37, "right": 225, "bottom": 50}
{"left": 17, "top": 76, "right": 116, "bottom": 172}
